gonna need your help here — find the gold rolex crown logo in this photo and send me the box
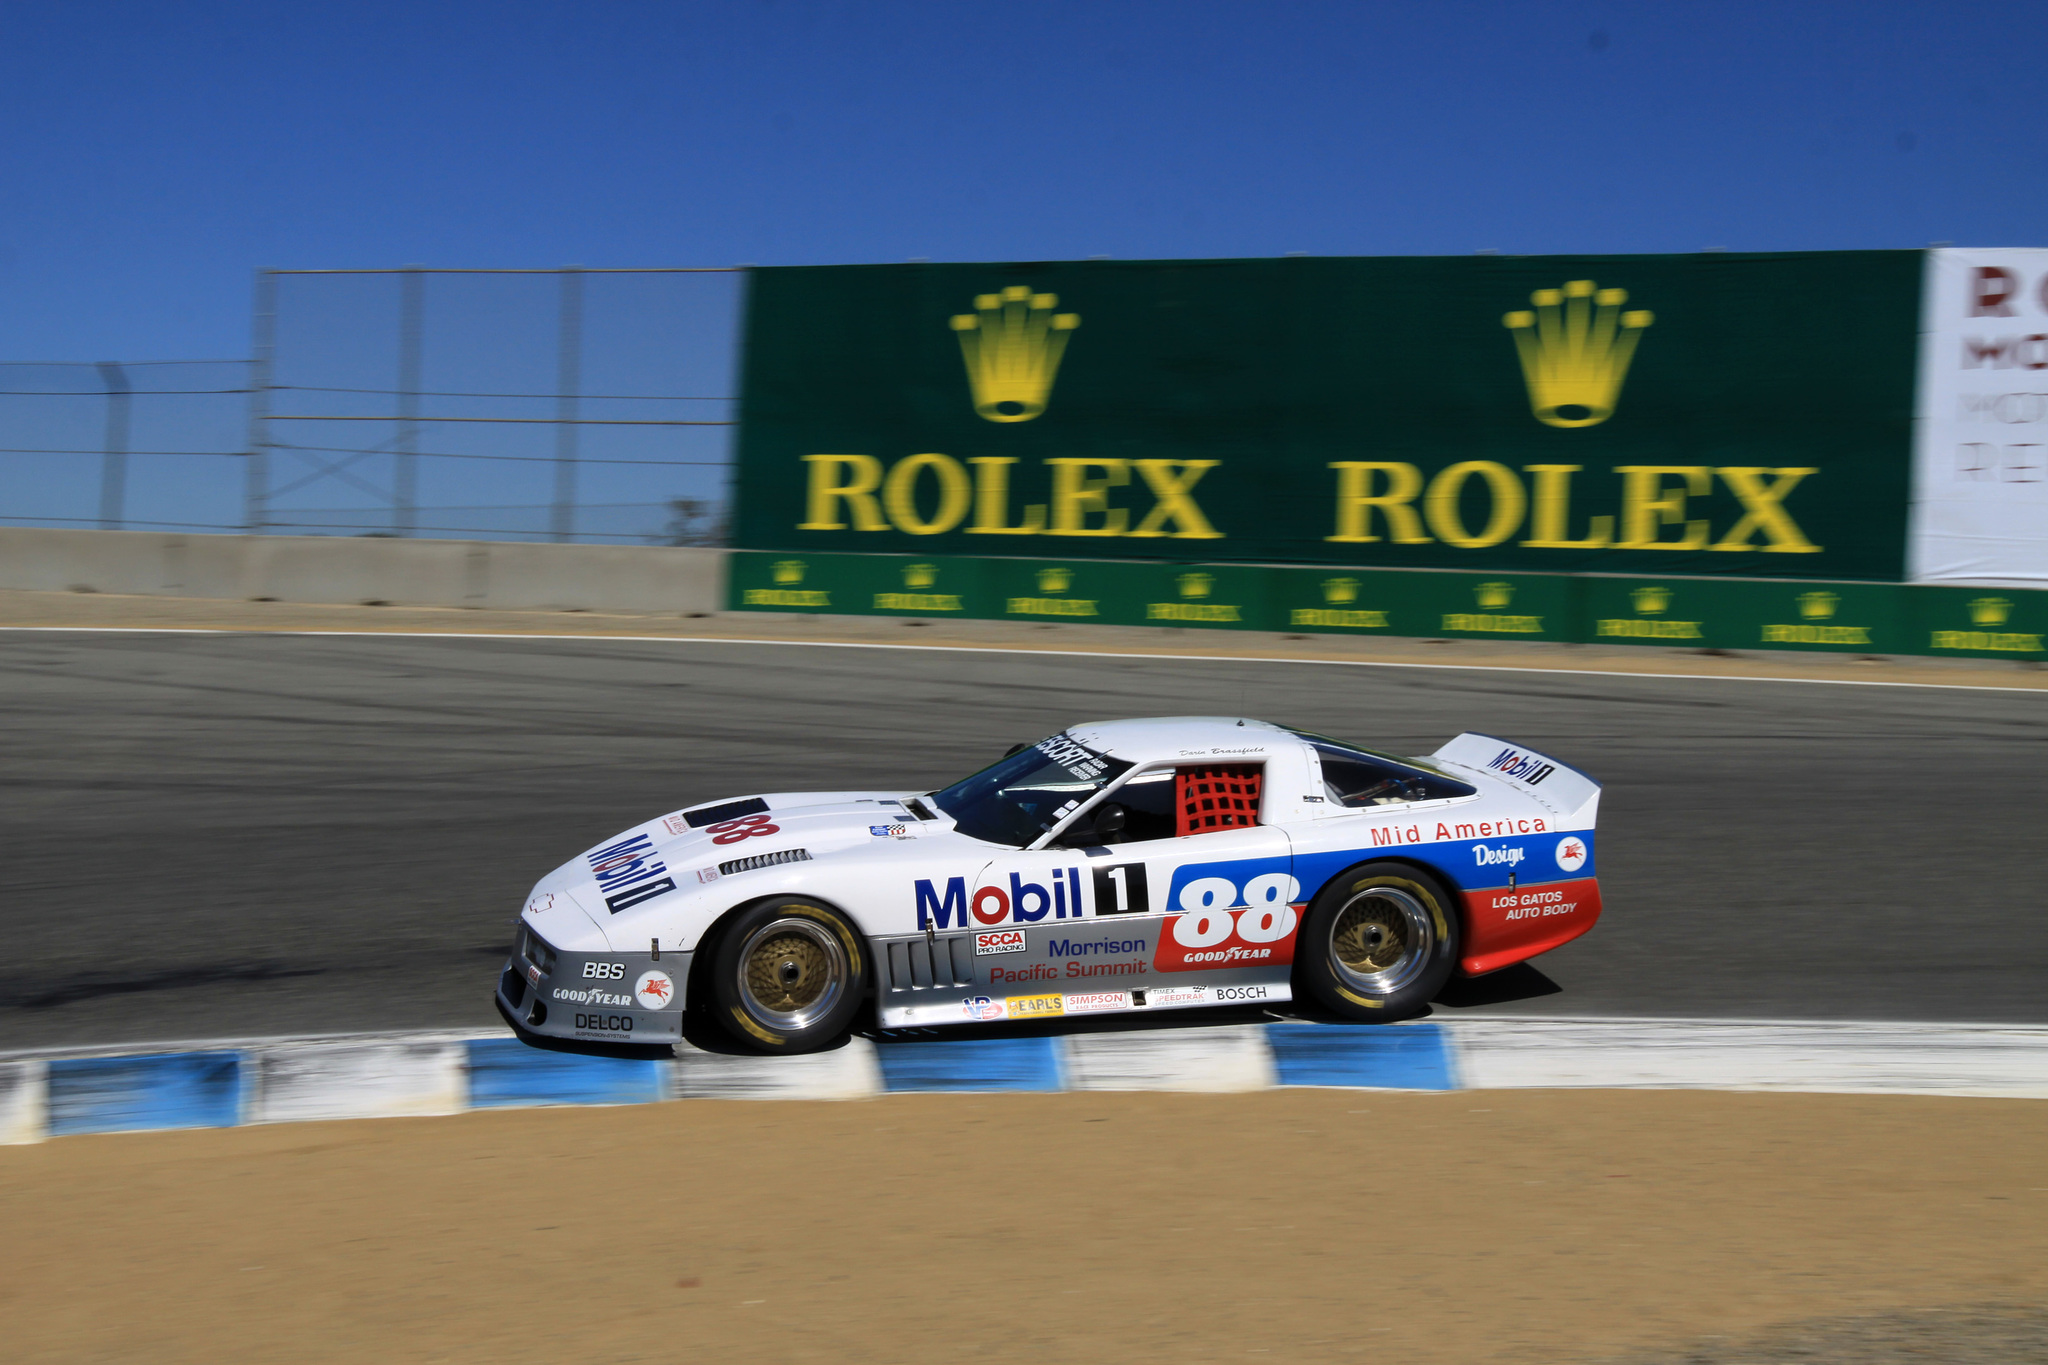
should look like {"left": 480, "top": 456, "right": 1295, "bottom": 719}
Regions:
{"left": 771, "top": 559, "right": 807, "bottom": 585}
{"left": 1475, "top": 581, "right": 1514, "bottom": 609}
{"left": 1322, "top": 576, "right": 1360, "bottom": 604}
{"left": 951, "top": 286, "right": 1080, "bottom": 423}
{"left": 1631, "top": 585, "right": 1671, "bottom": 615}
{"left": 1504, "top": 279, "right": 1653, "bottom": 428}
{"left": 1037, "top": 566, "right": 1072, "bottom": 593}
{"left": 903, "top": 562, "right": 937, "bottom": 588}
{"left": 1797, "top": 591, "right": 1839, "bottom": 620}
{"left": 1970, "top": 596, "right": 2013, "bottom": 626}
{"left": 1176, "top": 572, "right": 1214, "bottom": 599}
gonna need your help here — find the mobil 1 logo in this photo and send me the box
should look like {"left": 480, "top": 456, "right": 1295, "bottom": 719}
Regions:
{"left": 1092, "top": 862, "right": 1151, "bottom": 916}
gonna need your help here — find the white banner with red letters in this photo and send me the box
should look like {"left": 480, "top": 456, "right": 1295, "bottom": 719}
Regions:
{"left": 1912, "top": 248, "right": 2048, "bottom": 583}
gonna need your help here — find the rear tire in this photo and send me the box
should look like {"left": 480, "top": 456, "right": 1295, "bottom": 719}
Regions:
{"left": 707, "top": 896, "right": 868, "bottom": 1054}
{"left": 1294, "top": 862, "right": 1460, "bottom": 1023}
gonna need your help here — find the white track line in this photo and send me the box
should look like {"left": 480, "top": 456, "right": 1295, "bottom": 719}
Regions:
{"left": 5, "top": 625, "right": 2044, "bottom": 693}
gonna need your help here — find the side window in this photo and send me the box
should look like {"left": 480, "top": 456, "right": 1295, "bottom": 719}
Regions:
{"left": 1105, "top": 769, "right": 1177, "bottom": 842}
{"left": 1053, "top": 763, "right": 1265, "bottom": 847}
{"left": 1173, "top": 763, "right": 1263, "bottom": 834}
{"left": 1313, "top": 744, "right": 1474, "bottom": 806}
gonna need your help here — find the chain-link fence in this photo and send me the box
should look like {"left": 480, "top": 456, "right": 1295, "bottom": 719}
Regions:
{"left": 0, "top": 360, "right": 253, "bottom": 533}
{"left": 2, "top": 266, "right": 744, "bottom": 545}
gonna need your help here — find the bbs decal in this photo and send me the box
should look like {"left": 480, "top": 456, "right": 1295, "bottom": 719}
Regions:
{"left": 581, "top": 962, "right": 626, "bottom": 980}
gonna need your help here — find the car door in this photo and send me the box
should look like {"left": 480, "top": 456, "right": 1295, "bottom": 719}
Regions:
{"left": 973, "top": 762, "right": 1297, "bottom": 1016}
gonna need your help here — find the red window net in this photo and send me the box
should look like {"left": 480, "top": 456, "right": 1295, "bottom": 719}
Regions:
{"left": 1175, "top": 764, "right": 1263, "bottom": 836}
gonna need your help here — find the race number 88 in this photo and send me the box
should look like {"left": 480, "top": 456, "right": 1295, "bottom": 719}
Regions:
{"left": 1174, "top": 872, "right": 1302, "bottom": 947}
{"left": 708, "top": 813, "right": 781, "bottom": 845}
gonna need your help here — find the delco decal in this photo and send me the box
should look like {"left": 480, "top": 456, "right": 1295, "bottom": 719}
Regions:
{"left": 587, "top": 834, "right": 678, "bottom": 915}
{"left": 974, "top": 929, "right": 1027, "bottom": 955}
{"left": 1484, "top": 746, "right": 1556, "bottom": 786}
{"left": 1154, "top": 868, "right": 1302, "bottom": 973}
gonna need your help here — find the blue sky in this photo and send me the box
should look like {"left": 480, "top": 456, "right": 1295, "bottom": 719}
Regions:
{"left": 3, "top": 0, "right": 2044, "bottom": 363}
{"left": 0, "top": 1, "right": 2042, "bottom": 539}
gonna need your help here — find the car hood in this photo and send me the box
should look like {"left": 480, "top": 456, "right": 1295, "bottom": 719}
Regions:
{"left": 525, "top": 791, "right": 948, "bottom": 950}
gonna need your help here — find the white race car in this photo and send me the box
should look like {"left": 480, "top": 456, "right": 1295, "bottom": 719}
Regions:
{"left": 497, "top": 718, "right": 1602, "bottom": 1054}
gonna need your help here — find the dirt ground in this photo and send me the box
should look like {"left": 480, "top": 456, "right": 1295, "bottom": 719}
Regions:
{"left": 2, "top": 1089, "right": 2043, "bottom": 1364}
{"left": 5, "top": 585, "right": 2043, "bottom": 691}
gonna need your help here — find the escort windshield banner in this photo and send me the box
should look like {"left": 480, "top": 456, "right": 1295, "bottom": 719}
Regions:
{"left": 733, "top": 252, "right": 1923, "bottom": 580}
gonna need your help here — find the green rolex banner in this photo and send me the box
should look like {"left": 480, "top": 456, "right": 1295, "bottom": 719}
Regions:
{"left": 732, "top": 252, "right": 1923, "bottom": 580}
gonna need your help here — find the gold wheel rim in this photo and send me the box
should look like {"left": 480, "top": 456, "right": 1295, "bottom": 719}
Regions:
{"left": 1329, "top": 886, "right": 1435, "bottom": 995}
{"left": 736, "top": 915, "right": 848, "bottom": 1030}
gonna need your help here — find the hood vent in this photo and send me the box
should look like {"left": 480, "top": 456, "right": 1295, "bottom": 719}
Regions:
{"left": 684, "top": 797, "right": 770, "bottom": 829}
{"left": 719, "top": 848, "right": 812, "bottom": 876}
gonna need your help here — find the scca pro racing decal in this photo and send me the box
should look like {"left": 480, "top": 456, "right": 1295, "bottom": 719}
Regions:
{"left": 587, "top": 833, "right": 679, "bottom": 914}
{"left": 1154, "top": 861, "right": 1301, "bottom": 973}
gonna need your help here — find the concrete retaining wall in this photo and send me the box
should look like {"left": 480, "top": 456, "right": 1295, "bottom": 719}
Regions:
{"left": 0, "top": 527, "right": 726, "bottom": 614}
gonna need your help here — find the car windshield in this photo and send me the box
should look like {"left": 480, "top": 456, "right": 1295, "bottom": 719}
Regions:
{"left": 931, "top": 733, "right": 1134, "bottom": 847}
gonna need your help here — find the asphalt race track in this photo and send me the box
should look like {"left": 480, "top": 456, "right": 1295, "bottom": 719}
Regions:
{"left": 4, "top": 629, "right": 2043, "bottom": 1049}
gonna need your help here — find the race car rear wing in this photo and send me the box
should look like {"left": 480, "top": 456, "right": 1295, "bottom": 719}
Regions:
{"left": 1430, "top": 732, "right": 1601, "bottom": 825}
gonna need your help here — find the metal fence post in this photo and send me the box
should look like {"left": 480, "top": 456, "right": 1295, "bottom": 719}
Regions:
{"left": 396, "top": 265, "right": 424, "bottom": 536}
{"left": 244, "top": 269, "right": 276, "bottom": 533}
{"left": 95, "top": 361, "right": 130, "bottom": 531}
{"left": 551, "top": 265, "right": 583, "bottom": 543}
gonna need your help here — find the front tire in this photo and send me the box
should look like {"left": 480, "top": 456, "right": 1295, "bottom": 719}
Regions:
{"left": 708, "top": 897, "right": 868, "bottom": 1054}
{"left": 1294, "top": 862, "right": 1461, "bottom": 1022}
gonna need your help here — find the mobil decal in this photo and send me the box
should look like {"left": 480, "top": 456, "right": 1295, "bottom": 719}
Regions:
{"left": 587, "top": 833, "right": 679, "bottom": 915}
{"left": 1154, "top": 859, "right": 1302, "bottom": 973}
{"left": 1484, "top": 747, "right": 1556, "bottom": 786}
{"left": 914, "top": 867, "right": 1090, "bottom": 928}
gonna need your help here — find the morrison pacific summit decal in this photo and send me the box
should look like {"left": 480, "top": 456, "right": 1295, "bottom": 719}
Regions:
{"left": 732, "top": 253, "right": 1923, "bottom": 580}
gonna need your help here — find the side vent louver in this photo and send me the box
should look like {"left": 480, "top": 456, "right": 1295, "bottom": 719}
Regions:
{"left": 718, "top": 848, "right": 812, "bottom": 876}
{"left": 883, "top": 936, "right": 976, "bottom": 993}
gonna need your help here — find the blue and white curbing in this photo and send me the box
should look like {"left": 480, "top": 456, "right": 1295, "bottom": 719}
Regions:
{"left": 3, "top": 1017, "right": 2045, "bottom": 1144}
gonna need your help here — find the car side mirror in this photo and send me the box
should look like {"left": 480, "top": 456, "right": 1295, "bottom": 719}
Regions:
{"left": 1091, "top": 803, "right": 1127, "bottom": 843}
{"left": 1004, "top": 742, "right": 1030, "bottom": 757}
